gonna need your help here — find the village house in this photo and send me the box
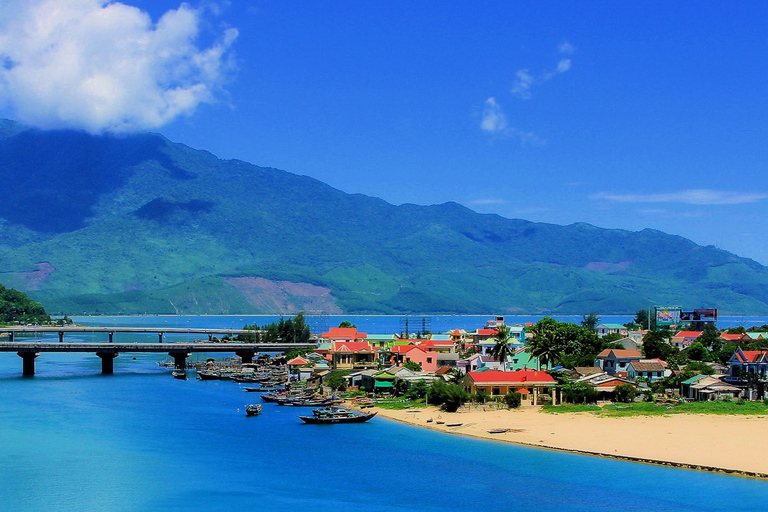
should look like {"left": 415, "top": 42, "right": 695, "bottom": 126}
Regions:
{"left": 403, "top": 345, "right": 438, "bottom": 372}
{"left": 575, "top": 372, "right": 637, "bottom": 400}
{"left": 320, "top": 327, "right": 368, "bottom": 343}
{"left": 329, "top": 341, "right": 375, "bottom": 370}
{"left": 594, "top": 349, "right": 642, "bottom": 376}
{"left": 725, "top": 348, "right": 768, "bottom": 384}
{"left": 366, "top": 333, "right": 396, "bottom": 349}
{"left": 595, "top": 323, "right": 628, "bottom": 338}
{"left": 463, "top": 369, "right": 556, "bottom": 405}
{"left": 681, "top": 374, "right": 741, "bottom": 401}
{"left": 472, "top": 328, "right": 499, "bottom": 352}
{"left": 670, "top": 331, "right": 701, "bottom": 350}
{"left": 626, "top": 360, "right": 666, "bottom": 382}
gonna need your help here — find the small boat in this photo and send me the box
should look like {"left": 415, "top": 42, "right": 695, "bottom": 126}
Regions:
{"left": 245, "top": 404, "right": 262, "bottom": 416}
{"left": 172, "top": 370, "right": 187, "bottom": 380}
{"left": 487, "top": 428, "right": 509, "bottom": 434}
{"left": 298, "top": 407, "right": 377, "bottom": 424}
{"left": 446, "top": 423, "right": 463, "bottom": 427}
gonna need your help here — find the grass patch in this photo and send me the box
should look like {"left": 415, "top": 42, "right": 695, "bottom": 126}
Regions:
{"left": 545, "top": 400, "right": 768, "bottom": 417}
{"left": 542, "top": 404, "right": 601, "bottom": 414}
{"left": 374, "top": 399, "right": 428, "bottom": 410}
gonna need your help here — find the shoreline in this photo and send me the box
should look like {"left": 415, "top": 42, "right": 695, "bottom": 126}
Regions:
{"left": 358, "top": 404, "right": 768, "bottom": 480}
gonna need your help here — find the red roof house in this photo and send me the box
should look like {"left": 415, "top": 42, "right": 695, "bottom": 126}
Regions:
{"left": 463, "top": 369, "right": 556, "bottom": 404}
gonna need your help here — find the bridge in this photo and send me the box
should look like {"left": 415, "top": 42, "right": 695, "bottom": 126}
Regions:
{"left": 0, "top": 326, "right": 259, "bottom": 343}
{"left": 0, "top": 341, "right": 316, "bottom": 376}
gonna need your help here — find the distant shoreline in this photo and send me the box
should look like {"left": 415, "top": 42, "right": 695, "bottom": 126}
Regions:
{"left": 361, "top": 405, "right": 768, "bottom": 480}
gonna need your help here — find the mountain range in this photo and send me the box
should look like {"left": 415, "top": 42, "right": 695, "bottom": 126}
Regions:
{"left": 1, "top": 118, "right": 766, "bottom": 316}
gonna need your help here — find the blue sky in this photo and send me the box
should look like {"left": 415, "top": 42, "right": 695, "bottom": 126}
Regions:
{"left": 2, "top": 1, "right": 768, "bottom": 263}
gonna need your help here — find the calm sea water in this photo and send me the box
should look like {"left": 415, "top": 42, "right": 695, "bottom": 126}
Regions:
{"left": 2, "top": 315, "right": 768, "bottom": 511}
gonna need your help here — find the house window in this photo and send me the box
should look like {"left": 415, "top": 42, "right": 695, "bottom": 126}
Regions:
{"left": 427, "top": 357, "right": 433, "bottom": 364}
{"left": 492, "top": 387, "right": 500, "bottom": 395}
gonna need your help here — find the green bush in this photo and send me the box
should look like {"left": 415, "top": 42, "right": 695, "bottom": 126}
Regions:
{"left": 504, "top": 391, "right": 522, "bottom": 409}
{"left": 614, "top": 384, "right": 638, "bottom": 403}
{"left": 474, "top": 389, "right": 489, "bottom": 404}
{"left": 558, "top": 381, "right": 599, "bottom": 404}
{"left": 427, "top": 380, "right": 469, "bottom": 412}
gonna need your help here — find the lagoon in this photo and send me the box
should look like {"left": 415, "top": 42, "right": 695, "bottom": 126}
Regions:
{"left": 1, "top": 315, "right": 767, "bottom": 511}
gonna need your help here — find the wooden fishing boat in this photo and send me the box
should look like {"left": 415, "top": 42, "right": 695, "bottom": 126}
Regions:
{"left": 245, "top": 404, "right": 262, "bottom": 417}
{"left": 298, "top": 407, "right": 377, "bottom": 424}
{"left": 172, "top": 370, "right": 187, "bottom": 380}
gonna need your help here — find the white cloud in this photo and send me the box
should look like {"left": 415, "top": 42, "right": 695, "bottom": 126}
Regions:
{"left": 478, "top": 97, "right": 545, "bottom": 145}
{"left": 511, "top": 44, "right": 574, "bottom": 99}
{"left": 0, "top": 0, "right": 237, "bottom": 133}
{"left": 511, "top": 69, "right": 534, "bottom": 100}
{"left": 557, "top": 41, "right": 576, "bottom": 55}
{"left": 592, "top": 189, "right": 768, "bottom": 206}
{"left": 480, "top": 97, "right": 507, "bottom": 133}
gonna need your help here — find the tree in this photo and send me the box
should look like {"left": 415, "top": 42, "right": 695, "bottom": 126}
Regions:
{"left": 0, "top": 284, "right": 50, "bottom": 324}
{"left": 602, "top": 333, "right": 624, "bottom": 344}
{"left": 403, "top": 360, "right": 422, "bottom": 372}
{"left": 698, "top": 323, "right": 720, "bottom": 349}
{"left": 528, "top": 318, "right": 604, "bottom": 369}
{"left": 527, "top": 317, "right": 563, "bottom": 369}
{"left": 581, "top": 312, "right": 600, "bottom": 331}
{"left": 684, "top": 361, "right": 715, "bottom": 375}
{"left": 441, "top": 384, "right": 470, "bottom": 412}
{"left": 325, "top": 371, "right": 348, "bottom": 391}
{"left": 405, "top": 380, "right": 429, "bottom": 399}
{"left": 558, "top": 381, "right": 599, "bottom": 404}
{"left": 447, "top": 368, "right": 465, "bottom": 384}
{"left": 338, "top": 320, "right": 356, "bottom": 328}
{"left": 614, "top": 384, "right": 637, "bottom": 403}
{"left": 504, "top": 390, "right": 522, "bottom": 408}
{"left": 634, "top": 309, "right": 656, "bottom": 330}
{"left": 642, "top": 330, "right": 676, "bottom": 361}
{"left": 686, "top": 341, "right": 710, "bottom": 362}
{"left": 490, "top": 324, "right": 514, "bottom": 371}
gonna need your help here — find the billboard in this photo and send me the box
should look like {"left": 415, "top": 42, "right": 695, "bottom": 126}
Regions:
{"left": 680, "top": 308, "right": 718, "bottom": 324}
{"left": 654, "top": 306, "right": 681, "bottom": 327}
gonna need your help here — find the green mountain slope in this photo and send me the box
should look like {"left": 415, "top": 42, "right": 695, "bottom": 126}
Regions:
{"left": 1, "top": 118, "right": 767, "bottom": 315}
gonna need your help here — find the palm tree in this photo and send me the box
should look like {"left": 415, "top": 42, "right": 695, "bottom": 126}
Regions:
{"left": 490, "top": 324, "right": 515, "bottom": 372}
{"left": 447, "top": 368, "right": 464, "bottom": 384}
{"left": 581, "top": 312, "right": 600, "bottom": 331}
{"left": 527, "top": 317, "right": 562, "bottom": 370}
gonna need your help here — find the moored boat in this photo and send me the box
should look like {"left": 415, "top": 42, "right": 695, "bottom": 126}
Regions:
{"left": 245, "top": 404, "right": 262, "bottom": 416}
{"left": 298, "top": 407, "right": 377, "bottom": 424}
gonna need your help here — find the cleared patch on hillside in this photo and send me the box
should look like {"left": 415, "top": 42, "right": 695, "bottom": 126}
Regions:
{"left": 583, "top": 260, "right": 632, "bottom": 273}
{"left": 224, "top": 277, "right": 343, "bottom": 314}
{"left": 6, "top": 261, "right": 55, "bottom": 290}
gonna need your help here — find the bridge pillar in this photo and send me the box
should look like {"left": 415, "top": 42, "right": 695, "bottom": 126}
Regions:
{"left": 158, "top": 332, "right": 164, "bottom": 343}
{"left": 17, "top": 352, "right": 38, "bottom": 376}
{"left": 108, "top": 332, "right": 114, "bottom": 343}
{"left": 96, "top": 351, "right": 118, "bottom": 375}
{"left": 58, "top": 331, "right": 64, "bottom": 343}
{"left": 236, "top": 350, "right": 255, "bottom": 364}
{"left": 170, "top": 352, "right": 189, "bottom": 370}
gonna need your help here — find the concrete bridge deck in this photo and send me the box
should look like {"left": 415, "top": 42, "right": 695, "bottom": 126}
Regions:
{"left": 0, "top": 326, "right": 260, "bottom": 343}
{"left": 0, "top": 341, "right": 315, "bottom": 376}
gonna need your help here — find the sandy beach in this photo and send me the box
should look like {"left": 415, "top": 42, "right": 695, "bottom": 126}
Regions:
{"left": 363, "top": 404, "right": 768, "bottom": 478}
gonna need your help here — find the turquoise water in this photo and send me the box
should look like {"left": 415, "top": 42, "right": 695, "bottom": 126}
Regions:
{"left": 2, "top": 316, "right": 768, "bottom": 510}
